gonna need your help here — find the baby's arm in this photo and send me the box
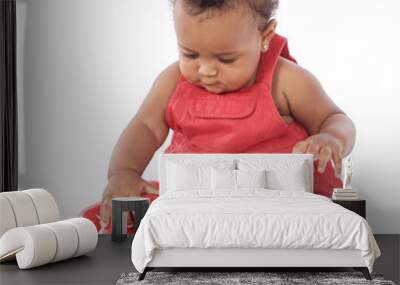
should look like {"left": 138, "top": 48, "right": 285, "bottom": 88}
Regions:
{"left": 108, "top": 61, "right": 180, "bottom": 178}
{"left": 273, "top": 57, "right": 356, "bottom": 176}
{"left": 100, "top": 61, "right": 180, "bottom": 225}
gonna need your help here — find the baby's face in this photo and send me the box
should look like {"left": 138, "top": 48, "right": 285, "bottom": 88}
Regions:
{"left": 173, "top": 2, "right": 264, "bottom": 94}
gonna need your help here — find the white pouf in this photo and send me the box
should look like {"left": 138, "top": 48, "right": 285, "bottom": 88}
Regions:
{"left": 0, "top": 189, "right": 60, "bottom": 237}
{"left": 0, "top": 191, "right": 39, "bottom": 228}
{"left": 0, "top": 196, "right": 17, "bottom": 237}
{"left": 42, "top": 221, "right": 79, "bottom": 262}
{"left": 0, "top": 225, "right": 57, "bottom": 268}
{"left": 64, "top": 218, "right": 98, "bottom": 257}
{"left": 23, "top": 188, "right": 60, "bottom": 224}
{"left": 0, "top": 218, "right": 98, "bottom": 269}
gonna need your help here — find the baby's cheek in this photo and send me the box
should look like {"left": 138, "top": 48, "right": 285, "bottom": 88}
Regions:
{"left": 179, "top": 61, "right": 197, "bottom": 82}
{"left": 225, "top": 72, "right": 252, "bottom": 90}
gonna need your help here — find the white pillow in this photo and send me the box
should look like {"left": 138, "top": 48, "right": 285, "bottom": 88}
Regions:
{"left": 211, "top": 168, "right": 236, "bottom": 190}
{"left": 236, "top": 169, "right": 268, "bottom": 189}
{"left": 165, "top": 159, "right": 235, "bottom": 192}
{"left": 267, "top": 169, "right": 307, "bottom": 191}
{"left": 211, "top": 168, "right": 268, "bottom": 190}
{"left": 237, "top": 158, "right": 308, "bottom": 191}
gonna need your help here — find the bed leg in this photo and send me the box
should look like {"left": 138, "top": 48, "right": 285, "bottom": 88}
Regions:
{"left": 354, "top": 267, "right": 372, "bottom": 280}
{"left": 138, "top": 268, "right": 148, "bottom": 281}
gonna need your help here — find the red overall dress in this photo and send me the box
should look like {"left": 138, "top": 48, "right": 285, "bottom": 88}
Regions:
{"left": 81, "top": 34, "right": 342, "bottom": 234}
{"left": 164, "top": 33, "right": 342, "bottom": 197}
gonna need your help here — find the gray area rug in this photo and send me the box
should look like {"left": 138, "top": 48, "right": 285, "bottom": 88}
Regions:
{"left": 116, "top": 271, "right": 396, "bottom": 285}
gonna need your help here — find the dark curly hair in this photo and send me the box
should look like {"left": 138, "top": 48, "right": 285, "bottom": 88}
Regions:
{"left": 172, "top": 0, "right": 279, "bottom": 31}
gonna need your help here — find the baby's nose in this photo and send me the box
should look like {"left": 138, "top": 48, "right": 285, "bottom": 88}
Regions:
{"left": 198, "top": 63, "right": 217, "bottom": 77}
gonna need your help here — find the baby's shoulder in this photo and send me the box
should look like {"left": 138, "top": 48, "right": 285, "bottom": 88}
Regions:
{"left": 273, "top": 56, "right": 317, "bottom": 87}
{"left": 135, "top": 62, "right": 181, "bottom": 143}
{"left": 271, "top": 56, "right": 323, "bottom": 118}
{"left": 152, "top": 61, "right": 181, "bottom": 94}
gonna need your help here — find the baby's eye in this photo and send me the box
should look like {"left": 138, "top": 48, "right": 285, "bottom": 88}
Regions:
{"left": 218, "top": 58, "right": 236, "bottom": 64}
{"left": 183, "top": 53, "right": 198, "bottom": 59}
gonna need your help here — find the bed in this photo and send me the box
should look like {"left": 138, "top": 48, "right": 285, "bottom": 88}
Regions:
{"left": 131, "top": 153, "right": 381, "bottom": 281}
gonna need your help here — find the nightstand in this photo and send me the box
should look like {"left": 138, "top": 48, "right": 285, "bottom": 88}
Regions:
{"left": 111, "top": 197, "right": 150, "bottom": 242}
{"left": 332, "top": 199, "right": 366, "bottom": 219}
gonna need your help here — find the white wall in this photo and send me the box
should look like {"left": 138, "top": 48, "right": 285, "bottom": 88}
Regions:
{"left": 16, "top": 0, "right": 177, "bottom": 219}
{"left": 16, "top": 0, "right": 400, "bottom": 233}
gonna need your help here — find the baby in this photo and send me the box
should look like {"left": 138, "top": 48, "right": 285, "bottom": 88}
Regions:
{"left": 99, "top": 0, "right": 356, "bottom": 226}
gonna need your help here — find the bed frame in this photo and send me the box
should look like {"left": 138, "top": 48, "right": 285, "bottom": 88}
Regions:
{"left": 138, "top": 154, "right": 372, "bottom": 281}
{"left": 140, "top": 248, "right": 371, "bottom": 280}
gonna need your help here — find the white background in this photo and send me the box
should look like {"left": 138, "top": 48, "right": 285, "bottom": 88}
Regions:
{"left": 16, "top": 0, "right": 400, "bottom": 233}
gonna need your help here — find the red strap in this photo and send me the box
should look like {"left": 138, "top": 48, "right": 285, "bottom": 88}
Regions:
{"left": 257, "top": 33, "right": 297, "bottom": 86}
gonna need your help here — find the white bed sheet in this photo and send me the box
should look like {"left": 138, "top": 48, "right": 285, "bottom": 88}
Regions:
{"left": 131, "top": 190, "right": 381, "bottom": 273}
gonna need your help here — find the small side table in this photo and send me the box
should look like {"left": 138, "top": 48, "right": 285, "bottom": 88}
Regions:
{"left": 332, "top": 199, "right": 366, "bottom": 219}
{"left": 112, "top": 197, "right": 149, "bottom": 242}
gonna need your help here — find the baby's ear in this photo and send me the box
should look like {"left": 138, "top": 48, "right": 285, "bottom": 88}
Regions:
{"left": 261, "top": 19, "right": 277, "bottom": 43}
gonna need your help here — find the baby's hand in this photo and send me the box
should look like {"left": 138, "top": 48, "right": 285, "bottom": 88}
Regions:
{"left": 292, "top": 133, "right": 344, "bottom": 178}
{"left": 100, "top": 171, "right": 159, "bottom": 227}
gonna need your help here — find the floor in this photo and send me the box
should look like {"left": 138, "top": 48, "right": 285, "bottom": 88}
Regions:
{"left": 0, "top": 234, "right": 398, "bottom": 284}
{"left": 373, "top": 234, "right": 400, "bottom": 284}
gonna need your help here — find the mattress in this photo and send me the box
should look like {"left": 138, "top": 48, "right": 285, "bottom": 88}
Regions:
{"left": 131, "top": 189, "right": 381, "bottom": 273}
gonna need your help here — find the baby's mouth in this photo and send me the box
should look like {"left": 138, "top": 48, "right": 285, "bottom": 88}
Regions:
{"left": 204, "top": 86, "right": 224, "bottom": 95}
{"left": 195, "top": 79, "right": 225, "bottom": 94}
{"left": 202, "top": 81, "right": 218, "bottom": 86}
{"left": 203, "top": 82, "right": 219, "bottom": 89}
{"left": 203, "top": 80, "right": 223, "bottom": 89}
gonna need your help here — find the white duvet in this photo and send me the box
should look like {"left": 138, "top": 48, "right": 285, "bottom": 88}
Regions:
{"left": 131, "top": 190, "right": 381, "bottom": 273}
